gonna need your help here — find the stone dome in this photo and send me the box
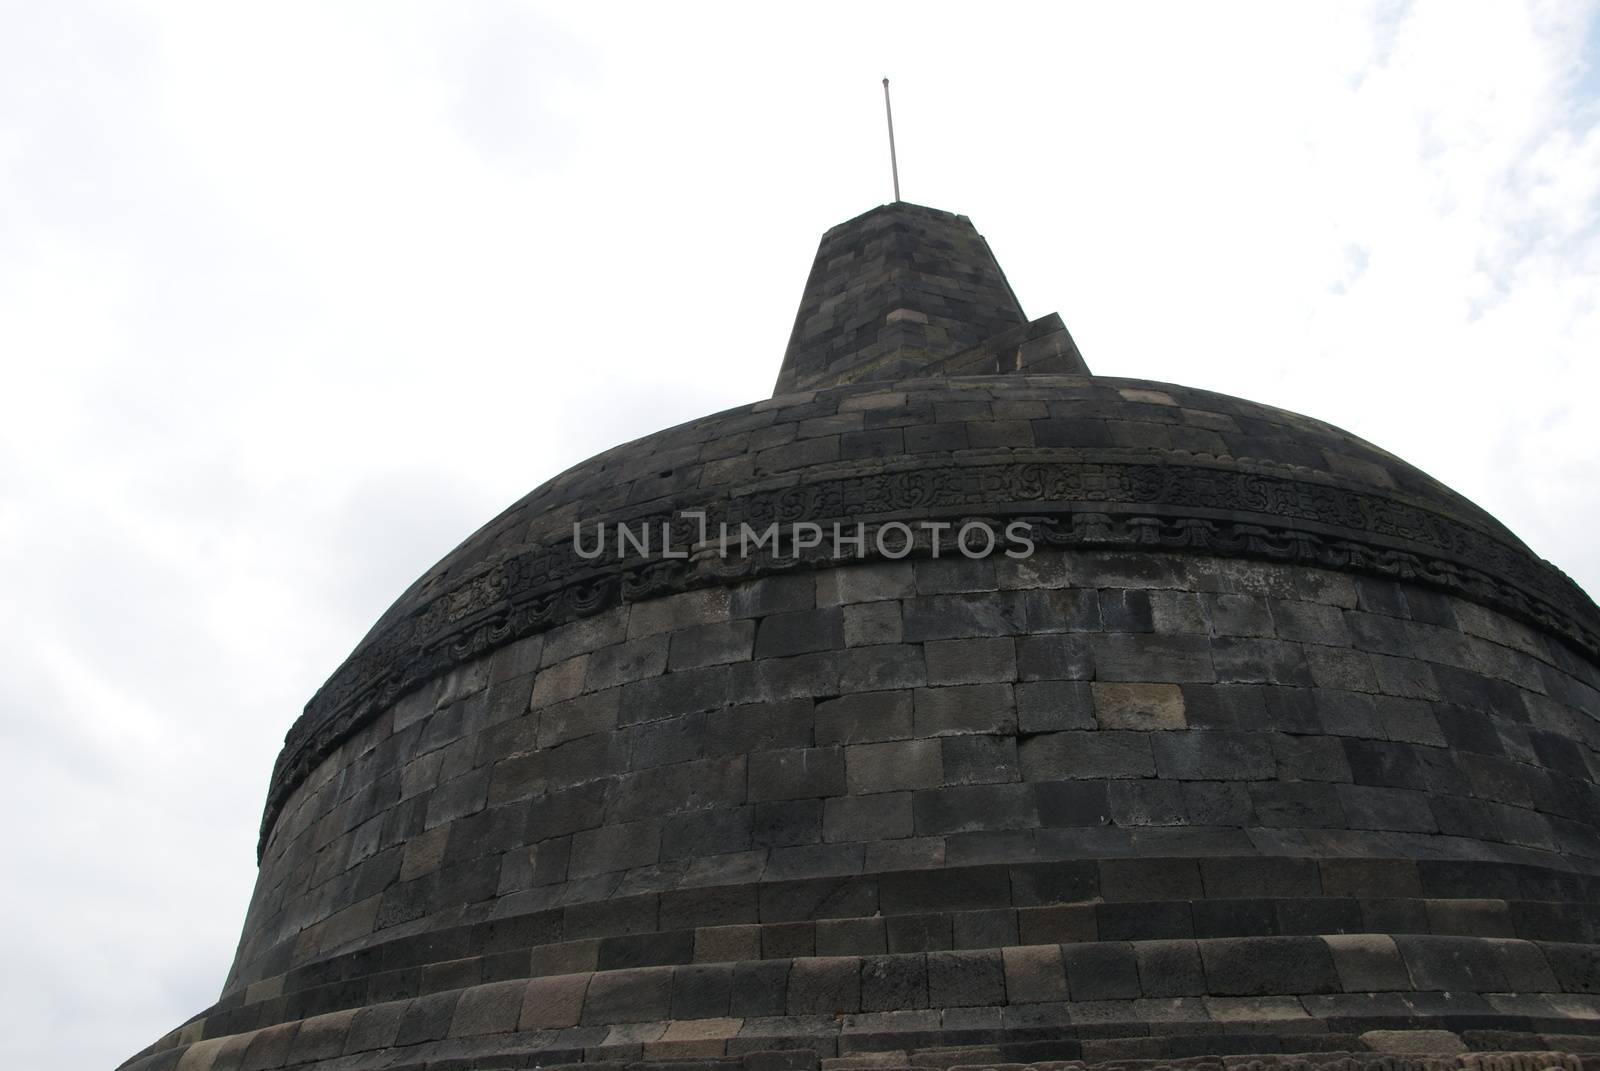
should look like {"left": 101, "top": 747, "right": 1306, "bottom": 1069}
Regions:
{"left": 124, "top": 203, "right": 1600, "bottom": 1071}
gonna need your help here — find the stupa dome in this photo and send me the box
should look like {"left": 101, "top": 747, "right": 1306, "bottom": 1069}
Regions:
{"left": 124, "top": 203, "right": 1600, "bottom": 1071}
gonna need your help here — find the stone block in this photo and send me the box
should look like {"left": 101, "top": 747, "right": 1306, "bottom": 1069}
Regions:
{"left": 1338, "top": 784, "right": 1438, "bottom": 833}
{"left": 1425, "top": 898, "right": 1515, "bottom": 938}
{"left": 823, "top": 793, "right": 912, "bottom": 842}
{"left": 1135, "top": 939, "right": 1206, "bottom": 997}
{"left": 836, "top": 643, "right": 927, "bottom": 693}
{"left": 763, "top": 841, "right": 864, "bottom": 881}
{"left": 901, "top": 594, "right": 1023, "bottom": 642}
{"left": 1063, "top": 942, "right": 1142, "bottom": 999}
{"left": 1490, "top": 937, "right": 1559, "bottom": 991}
{"left": 1193, "top": 897, "right": 1277, "bottom": 938}
{"left": 1100, "top": 857, "right": 1203, "bottom": 900}
{"left": 843, "top": 602, "right": 903, "bottom": 647}
{"left": 424, "top": 768, "right": 490, "bottom": 829}
{"left": 621, "top": 665, "right": 732, "bottom": 721}
{"left": 450, "top": 979, "right": 527, "bottom": 1036}
{"left": 694, "top": 924, "right": 762, "bottom": 963}
{"left": 912, "top": 683, "right": 1016, "bottom": 736}
{"left": 996, "top": 551, "right": 1069, "bottom": 591}
{"left": 1200, "top": 857, "right": 1319, "bottom": 898}
{"left": 606, "top": 756, "right": 746, "bottom": 821}
{"left": 1100, "top": 589, "right": 1154, "bottom": 632}
{"left": 861, "top": 954, "right": 929, "bottom": 1011}
{"left": 752, "top": 799, "right": 823, "bottom": 848}
{"left": 787, "top": 957, "right": 862, "bottom": 1014}
{"left": 1150, "top": 590, "right": 1208, "bottom": 633}
{"left": 659, "top": 809, "right": 752, "bottom": 862}
{"left": 395, "top": 990, "right": 460, "bottom": 1044}
{"left": 816, "top": 691, "right": 912, "bottom": 746}
{"left": 400, "top": 824, "right": 451, "bottom": 882}
{"left": 731, "top": 573, "right": 817, "bottom": 618}
{"left": 926, "top": 949, "right": 1006, "bottom": 1007}
{"left": 1270, "top": 600, "right": 1351, "bottom": 645}
{"left": 886, "top": 912, "right": 953, "bottom": 952}
{"left": 1020, "top": 731, "right": 1154, "bottom": 780}
{"left": 1015, "top": 680, "right": 1095, "bottom": 731}
{"left": 1091, "top": 634, "right": 1214, "bottom": 683}
{"left": 1198, "top": 936, "right": 1340, "bottom": 996}
{"left": 816, "top": 917, "right": 887, "bottom": 956}
{"left": 1357, "top": 1030, "right": 1467, "bottom": 1055}
{"left": 1035, "top": 780, "right": 1111, "bottom": 827}
{"left": 1248, "top": 781, "right": 1347, "bottom": 828}
{"left": 1107, "top": 779, "right": 1187, "bottom": 825}
{"left": 630, "top": 712, "right": 707, "bottom": 770}
{"left": 532, "top": 655, "right": 591, "bottom": 708}
{"left": 285, "top": 1009, "right": 356, "bottom": 1064}
{"left": 764, "top": 921, "right": 816, "bottom": 960}
{"left": 1020, "top": 588, "right": 1100, "bottom": 632}
{"left": 913, "top": 783, "right": 1039, "bottom": 836}
{"left": 1323, "top": 934, "right": 1411, "bottom": 992}
{"left": 1181, "top": 781, "right": 1254, "bottom": 825}
{"left": 628, "top": 590, "right": 732, "bottom": 639}
{"left": 1016, "top": 635, "right": 1094, "bottom": 681}
{"left": 1092, "top": 683, "right": 1187, "bottom": 730}
{"left": 846, "top": 739, "right": 942, "bottom": 794}
{"left": 239, "top": 1024, "right": 298, "bottom": 1070}
{"left": 1152, "top": 730, "right": 1274, "bottom": 780}
{"left": 878, "top": 864, "right": 1010, "bottom": 913}
{"left": 669, "top": 620, "right": 757, "bottom": 670}
{"left": 1271, "top": 734, "right": 1353, "bottom": 782}
{"left": 582, "top": 966, "right": 675, "bottom": 1024}
{"left": 1342, "top": 739, "right": 1424, "bottom": 788}
{"left": 1002, "top": 944, "right": 1069, "bottom": 1003}
{"left": 586, "top": 636, "right": 670, "bottom": 691}
{"left": 705, "top": 699, "right": 814, "bottom": 756}
{"left": 914, "top": 557, "right": 996, "bottom": 594}
{"left": 1010, "top": 859, "right": 1097, "bottom": 907}
{"left": 1304, "top": 645, "right": 1378, "bottom": 692}
{"left": 569, "top": 819, "right": 661, "bottom": 878}
{"left": 748, "top": 747, "right": 845, "bottom": 801}
{"left": 1212, "top": 637, "right": 1312, "bottom": 686}
{"left": 1371, "top": 655, "right": 1440, "bottom": 699}
{"left": 841, "top": 427, "right": 905, "bottom": 459}
{"left": 756, "top": 609, "right": 846, "bottom": 658}
{"left": 925, "top": 638, "right": 1017, "bottom": 685}
{"left": 1393, "top": 935, "right": 1508, "bottom": 991}
{"left": 344, "top": 1001, "right": 409, "bottom": 1052}
{"left": 816, "top": 562, "right": 914, "bottom": 605}
{"left": 728, "top": 960, "right": 791, "bottom": 1017}
{"left": 537, "top": 688, "right": 623, "bottom": 748}
{"left": 941, "top": 735, "right": 1019, "bottom": 785}
{"left": 952, "top": 907, "right": 1019, "bottom": 948}
{"left": 1204, "top": 594, "right": 1275, "bottom": 638}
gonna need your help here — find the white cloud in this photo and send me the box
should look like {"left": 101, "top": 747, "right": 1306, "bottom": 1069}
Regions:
{"left": 0, "top": 2, "right": 1595, "bottom": 1066}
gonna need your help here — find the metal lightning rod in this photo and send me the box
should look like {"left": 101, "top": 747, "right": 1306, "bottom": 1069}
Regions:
{"left": 882, "top": 77, "right": 901, "bottom": 202}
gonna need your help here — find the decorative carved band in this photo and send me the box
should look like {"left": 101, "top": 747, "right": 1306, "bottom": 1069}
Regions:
{"left": 259, "top": 459, "right": 1600, "bottom": 856}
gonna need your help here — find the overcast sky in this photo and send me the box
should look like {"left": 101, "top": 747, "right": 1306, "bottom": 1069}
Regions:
{"left": 2, "top": 2, "right": 1597, "bottom": 1067}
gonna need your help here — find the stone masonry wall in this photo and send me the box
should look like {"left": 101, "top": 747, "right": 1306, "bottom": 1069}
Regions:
{"left": 224, "top": 547, "right": 1600, "bottom": 1010}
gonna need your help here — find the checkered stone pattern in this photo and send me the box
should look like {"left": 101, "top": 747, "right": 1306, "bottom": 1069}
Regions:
{"left": 123, "top": 548, "right": 1600, "bottom": 1070}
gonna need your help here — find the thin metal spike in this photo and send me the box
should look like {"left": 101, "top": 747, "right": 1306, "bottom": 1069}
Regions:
{"left": 882, "top": 77, "right": 901, "bottom": 202}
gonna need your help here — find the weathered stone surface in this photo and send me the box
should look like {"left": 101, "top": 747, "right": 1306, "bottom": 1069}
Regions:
{"left": 1092, "top": 683, "right": 1187, "bottom": 731}
{"left": 131, "top": 199, "right": 1600, "bottom": 1071}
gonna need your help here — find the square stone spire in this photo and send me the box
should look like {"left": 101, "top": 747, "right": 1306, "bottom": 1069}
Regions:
{"left": 774, "top": 201, "right": 1087, "bottom": 394}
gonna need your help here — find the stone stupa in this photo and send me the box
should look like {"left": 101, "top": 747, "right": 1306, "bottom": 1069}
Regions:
{"left": 123, "top": 201, "right": 1600, "bottom": 1071}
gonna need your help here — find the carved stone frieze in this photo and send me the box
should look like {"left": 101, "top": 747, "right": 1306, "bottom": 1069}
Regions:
{"left": 257, "top": 455, "right": 1600, "bottom": 856}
